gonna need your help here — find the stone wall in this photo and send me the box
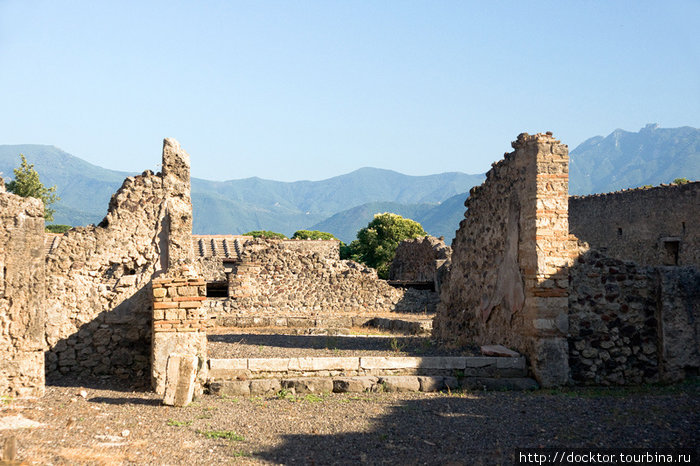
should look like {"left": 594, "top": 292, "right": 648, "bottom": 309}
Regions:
{"left": 568, "top": 249, "right": 699, "bottom": 384}
{"left": 151, "top": 270, "right": 209, "bottom": 394}
{"left": 569, "top": 182, "right": 699, "bottom": 266}
{"left": 44, "top": 138, "right": 194, "bottom": 380}
{"left": 0, "top": 189, "right": 46, "bottom": 398}
{"left": 226, "top": 239, "right": 412, "bottom": 317}
{"left": 433, "top": 133, "right": 571, "bottom": 387}
{"left": 389, "top": 236, "right": 451, "bottom": 285}
{"left": 278, "top": 239, "right": 340, "bottom": 260}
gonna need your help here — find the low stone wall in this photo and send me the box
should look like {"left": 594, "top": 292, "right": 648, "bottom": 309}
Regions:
{"left": 568, "top": 249, "right": 699, "bottom": 384}
{"left": 0, "top": 189, "right": 46, "bottom": 398}
{"left": 44, "top": 138, "right": 195, "bottom": 380}
{"left": 569, "top": 182, "right": 699, "bottom": 266}
{"left": 389, "top": 236, "right": 451, "bottom": 285}
{"left": 226, "top": 239, "right": 410, "bottom": 317}
{"left": 434, "top": 133, "right": 571, "bottom": 387}
{"left": 151, "top": 274, "right": 210, "bottom": 394}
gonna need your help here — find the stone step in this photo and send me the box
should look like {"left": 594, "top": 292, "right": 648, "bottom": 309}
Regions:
{"left": 208, "top": 375, "right": 539, "bottom": 396}
{"left": 207, "top": 355, "right": 528, "bottom": 380}
{"left": 365, "top": 317, "right": 432, "bottom": 335}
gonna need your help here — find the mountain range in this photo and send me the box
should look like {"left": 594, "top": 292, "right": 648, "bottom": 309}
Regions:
{"left": 1, "top": 124, "right": 697, "bottom": 242}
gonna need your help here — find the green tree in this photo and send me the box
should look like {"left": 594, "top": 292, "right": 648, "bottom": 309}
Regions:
{"left": 672, "top": 178, "right": 690, "bottom": 185}
{"left": 346, "top": 212, "right": 427, "bottom": 278}
{"left": 243, "top": 230, "right": 288, "bottom": 239}
{"left": 292, "top": 230, "right": 338, "bottom": 240}
{"left": 6, "top": 154, "right": 60, "bottom": 221}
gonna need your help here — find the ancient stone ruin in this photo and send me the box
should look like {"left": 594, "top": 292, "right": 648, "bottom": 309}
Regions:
{"left": 0, "top": 133, "right": 697, "bottom": 399}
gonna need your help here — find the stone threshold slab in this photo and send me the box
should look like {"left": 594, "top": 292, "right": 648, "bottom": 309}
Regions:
{"left": 209, "top": 355, "right": 526, "bottom": 375}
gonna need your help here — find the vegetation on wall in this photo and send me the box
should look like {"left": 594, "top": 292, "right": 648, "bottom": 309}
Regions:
{"left": 292, "top": 230, "right": 338, "bottom": 240}
{"left": 244, "top": 230, "right": 288, "bottom": 239}
{"left": 5, "top": 154, "right": 60, "bottom": 221}
{"left": 343, "top": 212, "right": 427, "bottom": 279}
{"left": 45, "top": 224, "right": 72, "bottom": 233}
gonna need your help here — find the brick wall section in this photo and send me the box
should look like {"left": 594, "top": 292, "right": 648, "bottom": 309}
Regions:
{"left": 44, "top": 138, "right": 194, "bottom": 380}
{"left": 0, "top": 191, "right": 46, "bottom": 398}
{"left": 433, "top": 133, "right": 571, "bottom": 387}
{"left": 569, "top": 182, "right": 699, "bottom": 266}
{"left": 389, "top": 236, "right": 451, "bottom": 284}
{"left": 151, "top": 275, "right": 210, "bottom": 394}
{"left": 568, "top": 249, "right": 699, "bottom": 384}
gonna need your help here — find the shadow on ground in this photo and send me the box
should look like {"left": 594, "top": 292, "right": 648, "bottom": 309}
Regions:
{"left": 251, "top": 383, "right": 699, "bottom": 465}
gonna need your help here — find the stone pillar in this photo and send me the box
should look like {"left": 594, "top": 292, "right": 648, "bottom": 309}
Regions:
{"left": 0, "top": 192, "right": 46, "bottom": 398}
{"left": 161, "top": 138, "right": 194, "bottom": 271}
{"left": 151, "top": 271, "right": 210, "bottom": 394}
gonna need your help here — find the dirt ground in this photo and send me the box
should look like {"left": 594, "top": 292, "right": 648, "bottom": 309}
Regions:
{"left": 1, "top": 377, "right": 697, "bottom": 465}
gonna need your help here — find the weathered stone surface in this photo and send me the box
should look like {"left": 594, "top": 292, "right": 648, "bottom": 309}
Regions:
{"left": 248, "top": 358, "right": 290, "bottom": 372}
{"left": 163, "top": 354, "right": 198, "bottom": 407}
{"left": 288, "top": 357, "right": 359, "bottom": 372}
{"left": 433, "top": 133, "right": 570, "bottom": 387}
{"left": 249, "top": 379, "right": 281, "bottom": 395}
{"left": 377, "top": 376, "right": 421, "bottom": 392}
{"left": 332, "top": 376, "right": 378, "bottom": 393}
{"left": 481, "top": 345, "right": 520, "bottom": 358}
{"left": 45, "top": 139, "right": 194, "bottom": 381}
{"left": 281, "top": 377, "right": 334, "bottom": 394}
{"left": 152, "top": 332, "right": 206, "bottom": 395}
{"left": 208, "top": 380, "right": 251, "bottom": 397}
{"left": 0, "top": 190, "right": 45, "bottom": 398}
{"left": 389, "top": 235, "right": 451, "bottom": 286}
{"left": 418, "top": 376, "right": 445, "bottom": 392}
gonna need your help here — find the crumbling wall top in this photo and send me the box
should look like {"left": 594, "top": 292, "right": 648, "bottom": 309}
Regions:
{"left": 162, "top": 137, "right": 191, "bottom": 183}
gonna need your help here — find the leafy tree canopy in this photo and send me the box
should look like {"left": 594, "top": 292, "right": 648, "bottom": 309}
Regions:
{"left": 345, "top": 212, "right": 426, "bottom": 278}
{"left": 6, "top": 154, "right": 60, "bottom": 221}
{"left": 292, "top": 230, "right": 338, "bottom": 240}
{"left": 243, "top": 230, "right": 288, "bottom": 239}
{"left": 45, "top": 224, "right": 72, "bottom": 233}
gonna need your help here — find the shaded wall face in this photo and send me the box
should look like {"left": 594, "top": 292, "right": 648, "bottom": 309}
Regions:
{"left": 568, "top": 249, "right": 700, "bottom": 384}
{"left": 389, "top": 236, "right": 451, "bottom": 283}
{"left": 44, "top": 139, "right": 194, "bottom": 380}
{"left": 569, "top": 182, "right": 699, "bottom": 266}
{"left": 0, "top": 192, "right": 46, "bottom": 398}
{"left": 433, "top": 133, "right": 570, "bottom": 387}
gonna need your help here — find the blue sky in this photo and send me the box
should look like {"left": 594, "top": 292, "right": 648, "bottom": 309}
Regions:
{"left": 1, "top": 1, "right": 698, "bottom": 181}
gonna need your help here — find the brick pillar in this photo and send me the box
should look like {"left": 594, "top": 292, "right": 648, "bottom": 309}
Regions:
{"left": 515, "top": 133, "right": 570, "bottom": 386}
{"left": 151, "top": 275, "right": 210, "bottom": 394}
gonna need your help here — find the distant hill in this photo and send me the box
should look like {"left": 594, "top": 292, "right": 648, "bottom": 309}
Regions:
{"left": 569, "top": 124, "right": 700, "bottom": 195}
{"left": 2, "top": 124, "right": 697, "bottom": 243}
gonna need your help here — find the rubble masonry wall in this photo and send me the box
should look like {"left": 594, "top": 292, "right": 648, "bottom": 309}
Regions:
{"left": 44, "top": 139, "right": 194, "bottom": 380}
{"left": 433, "top": 133, "right": 571, "bottom": 387}
{"left": 389, "top": 236, "right": 451, "bottom": 284}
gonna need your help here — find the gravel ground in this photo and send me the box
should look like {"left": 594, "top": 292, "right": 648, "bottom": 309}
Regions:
{"left": 1, "top": 378, "right": 697, "bottom": 465}
{"left": 207, "top": 331, "right": 479, "bottom": 359}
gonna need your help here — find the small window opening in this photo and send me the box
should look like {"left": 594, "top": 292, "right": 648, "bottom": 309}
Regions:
{"left": 617, "top": 228, "right": 622, "bottom": 237}
{"left": 206, "top": 281, "right": 229, "bottom": 298}
{"left": 682, "top": 222, "right": 686, "bottom": 233}
{"left": 662, "top": 240, "right": 680, "bottom": 266}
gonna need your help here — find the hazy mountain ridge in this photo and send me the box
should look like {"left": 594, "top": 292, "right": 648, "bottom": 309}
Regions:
{"left": 2, "top": 124, "right": 697, "bottom": 242}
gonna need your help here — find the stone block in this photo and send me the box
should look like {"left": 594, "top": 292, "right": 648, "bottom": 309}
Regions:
{"left": 377, "top": 376, "right": 420, "bottom": 392}
{"left": 249, "top": 379, "right": 281, "bottom": 395}
{"left": 163, "top": 354, "right": 198, "bottom": 407}
{"left": 418, "top": 376, "right": 445, "bottom": 392}
{"left": 208, "top": 359, "right": 250, "bottom": 380}
{"left": 208, "top": 380, "right": 250, "bottom": 397}
{"left": 360, "top": 357, "right": 421, "bottom": 370}
{"left": 281, "top": 377, "right": 334, "bottom": 394}
{"left": 248, "top": 358, "right": 290, "bottom": 372}
{"left": 332, "top": 376, "right": 378, "bottom": 393}
{"left": 480, "top": 345, "right": 520, "bottom": 357}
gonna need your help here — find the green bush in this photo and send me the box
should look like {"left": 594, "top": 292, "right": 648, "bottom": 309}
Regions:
{"left": 292, "top": 230, "right": 338, "bottom": 240}
{"left": 6, "top": 154, "right": 60, "bottom": 221}
{"left": 345, "top": 212, "right": 427, "bottom": 279}
{"left": 243, "top": 230, "right": 287, "bottom": 239}
{"left": 672, "top": 178, "right": 690, "bottom": 185}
